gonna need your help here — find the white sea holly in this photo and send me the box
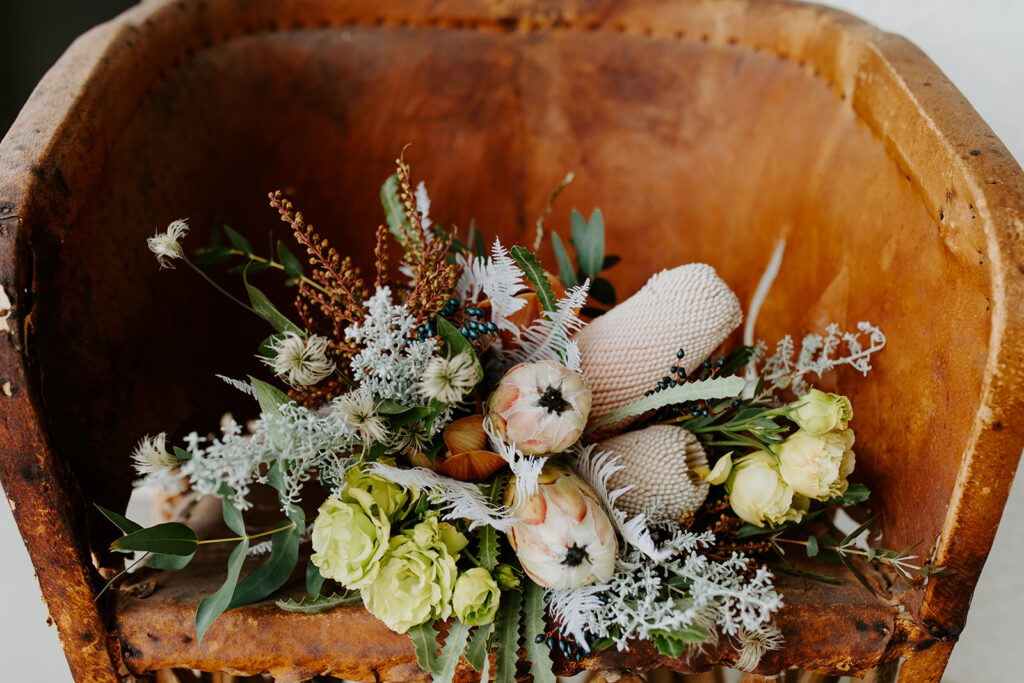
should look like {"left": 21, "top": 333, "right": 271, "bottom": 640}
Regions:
{"left": 418, "top": 351, "right": 478, "bottom": 404}
{"left": 260, "top": 332, "right": 335, "bottom": 387}
{"left": 345, "top": 287, "right": 438, "bottom": 406}
{"left": 131, "top": 433, "right": 180, "bottom": 475}
{"left": 331, "top": 390, "right": 389, "bottom": 447}
{"left": 146, "top": 219, "right": 189, "bottom": 269}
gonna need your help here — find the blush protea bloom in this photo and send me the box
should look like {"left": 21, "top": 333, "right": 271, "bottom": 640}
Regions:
{"left": 504, "top": 462, "right": 616, "bottom": 589}
{"left": 486, "top": 360, "right": 592, "bottom": 456}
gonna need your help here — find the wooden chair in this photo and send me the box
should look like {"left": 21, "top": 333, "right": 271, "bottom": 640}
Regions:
{"left": 2, "top": 0, "right": 1022, "bottom": 680}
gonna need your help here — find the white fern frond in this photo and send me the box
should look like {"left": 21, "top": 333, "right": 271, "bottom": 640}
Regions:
{"left": 509, "top": 280, "right": 590, "bottom": 365}
{"left": 482, "top": 416, "right": 544, "bottom": 501}
{"left": 415, "top": 181, "right": 432, "bottom": 231}
{"left": 364, "top": 461, "right": 514, "bottom": 531}
{"left": 547, "top": 583, "right": 609, "bottom": 652}
{"left": 455, "top": 238, "right": 527, "bottom": 337}
{"left": 564, "top": 338, "right": 583, "bottom": 374}
{"left": 216, "top": 375, "right": 257, "bottom": 398}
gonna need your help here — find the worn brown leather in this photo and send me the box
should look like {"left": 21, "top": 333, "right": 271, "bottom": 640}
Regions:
{"left": 1, "top": 1, "right": 1022, "bottom": 681}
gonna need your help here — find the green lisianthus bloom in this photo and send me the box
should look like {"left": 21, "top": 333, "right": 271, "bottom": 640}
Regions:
{"left": 360, "top": 517, "right": 465, "bottom": 633}
{"left": 787, "top": 389, "right": 853, "bottom": 437}
{"left": 310, "top": 489, "right": 390, "bottom": 589}
{"left": 452, "top": 567, "right": 501, "bottom": 626}
{"left": 344, "top": 461, "right": 418, "bottom": 522}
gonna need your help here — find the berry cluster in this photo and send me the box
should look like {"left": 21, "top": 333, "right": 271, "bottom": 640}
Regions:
{"left": 459, "top": 305, "right": 498, "bottom": 340}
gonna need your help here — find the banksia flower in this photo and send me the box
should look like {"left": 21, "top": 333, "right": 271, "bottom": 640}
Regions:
{"left": 486, "top": 360, "right": 592, "bottom": 455}
{"left": 575, "top": 264, "right": 742, "bottom": 434}
{"left": 599, "top": 425, "right": 710, "bottom": 522}
{"left": 504, "top": 462, "right": 616, "bottom": 589}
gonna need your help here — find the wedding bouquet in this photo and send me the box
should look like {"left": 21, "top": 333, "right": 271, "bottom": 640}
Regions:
{"left": 102, "top": 153, "right": 941, "bottom": 681}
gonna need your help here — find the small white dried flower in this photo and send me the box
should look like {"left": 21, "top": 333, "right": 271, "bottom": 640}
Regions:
{"left": 131, "top": 433, "right": 180, "bottom": 475}
{"left": 332, "top": 391, "right": 389, "bottom": 446}
{"left": 734, "top": 624, "right": 784, "bottom": 672}
{"left": 147, "top": 219, "right": 189, "bottom": 269}
{"left": 395, "top": 422, "right": 430, "bottom": 456}
{"left": 261, "top": 332, "right": 335, "bottom": 387}
{"left": 419, "top": 351, "right": 479, "bottom": 404}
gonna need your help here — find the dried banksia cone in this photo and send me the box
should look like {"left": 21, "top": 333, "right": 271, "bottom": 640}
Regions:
{"left": 600, "top": 425, "right": 711, "bottom": 522}
{"left": 576, "top": 264, "right": 742, "bottom": 435}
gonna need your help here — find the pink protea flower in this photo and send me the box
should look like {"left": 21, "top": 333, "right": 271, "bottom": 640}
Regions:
{"left": 486, "top": 360, "right": 592, "bottom": 456}
{"left": 505, "top": 463, "right": 617, "bottom": 589}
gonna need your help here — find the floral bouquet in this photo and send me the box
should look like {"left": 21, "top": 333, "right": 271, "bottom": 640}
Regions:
{"left": 103, "top": 153, "right": 942, "bottom": 681}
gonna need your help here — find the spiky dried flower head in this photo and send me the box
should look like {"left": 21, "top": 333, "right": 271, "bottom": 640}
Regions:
{"left": 260, "top": 332, "right": 335, "bottom": 387}
{"left": 734, "top": 624, "right": 784, "bottom": 672}
{"left": 147, "top": 219, "right": 189, "bottom": 269}
{"left": 131, "top": 433, "right": 181, "bottom": 475}
{"left": 576, "top": 264, "right": 742, "bottom": 434}
{"left": 419, "top": 351, "right": 479, "bottom": 405}
{"left": 331, "top": 390, "right": 389, "bottom": 447}
{"left": 598, "top": 425, "right": 710, "bottom": 522}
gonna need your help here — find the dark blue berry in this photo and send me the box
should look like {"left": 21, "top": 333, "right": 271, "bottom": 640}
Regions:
{"left": 702, "top": 408, "right": 709, "bottom": 417}
{"left": 546, "top": 637, "right": 555, "bottom": 649}
{"left": 486, "top": 321, "right": 498, "bottom": 333}
{"left": 677, "top": 348, "right": 685, "bottom": 359}
{"left": 468, "top": 330, "right": 479, "bottom": 340}
{"left": 717, "top": 358, "right": 725, "bottom": 367}
{"left": 461, "top": 326, "right": 470, "bottom": 336}
{"left": 670, "top": 365, "right": 678, "bottom": 374}
{"left": 535, "top": 634, "right": 545, "bottom": 644}
{"left": 670, "top": 380, "right": 678, "bottom": 387}
{"left": 703, "top": 360, "right": 712, "bottom": 369}
{"left": 662, "top": 376, "right": 672, "bottom": 384}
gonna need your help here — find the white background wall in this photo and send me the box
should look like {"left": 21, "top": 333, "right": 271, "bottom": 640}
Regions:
{"left": 1, "top": 1, "right": 1021, "bottom": 681}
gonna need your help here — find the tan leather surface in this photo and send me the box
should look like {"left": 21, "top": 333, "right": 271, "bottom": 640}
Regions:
{"left": 1, "top": 1, "right": 1023, "bottom": 681}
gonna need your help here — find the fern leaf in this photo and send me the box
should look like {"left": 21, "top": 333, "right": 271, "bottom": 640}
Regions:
{"left": 508, "top": 281, "right": 589, "bottom": 366}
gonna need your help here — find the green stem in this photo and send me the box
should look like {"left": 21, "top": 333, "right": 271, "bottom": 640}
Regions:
{"left": 95, "top": 552, "right": 151, "bottom": 601}
{"left": 774, "top": 538, "right": 926, "bottom": 572}
{"left": 224, "top": 248, "right": 331, "bottom": 295}
{"left": 196, "top": 522, "right": 296, "bottom": 546}
{"left": 183, "top": 256, "right": 257, "bottom": 315}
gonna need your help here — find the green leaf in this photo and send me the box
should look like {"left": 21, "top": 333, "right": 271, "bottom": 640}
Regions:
{"left": 409, "top": 622, "right": 442, "bottom": 676}
{"left": 584, "top": 375, "right": 745, "bottom": 433}
{"left": 195, "top": 539, "right": 249, "bottom": 643}
{"left": 590, "top": 637, "right": 614, "bottom": 653}
{"left": 435, "top": 317, "right": 483, "bottom": 381}
{"left": 469, "top": 220, "right": 487, "bottom": 257}
{"left": 589, "top": 277, "right": 617, "bottom": 306}
{"left": 381, "top": 174, "right": 409, "bottom": 240}
{"left": 510, "top": 246, "right": 557, "bottom": 312}
{"left": 111, "top": 523, "right": 198, "bottom": 556}
{"left": 258, "top": 333, "right": 287, "bottom": 359}
{"left": 223, "top": 225, "right": 253, "bottom": 255}
{"left": 96, "top": 504, "right": 142, "bottom": 535}
{"left": 839, "top": 553, "right": 876, "bottom": 596}
{"left": 825, "top": 483, "right": 871, "bottom": 506}
{"left": 193, "top": 246, "right": 234, "bottom": 266}
{"left": 476, "top": 478, "right": 505, "bottom": 571}
{"left": 306, "top": 559, "right": 325, "bottom": 598}
{"left": 434, "top": 619, "right": 472, "bottom": 683}
{"left": 571, "top": 208, "right": 605, "bottom": 279}
{"left": 148, "top": 552, "right": 194, "bottom": 570}
{"left": 275, "top": 591, "right": 362, "bottom": 613}
{"left": 276, "top": 240, "right": 305, "bottom": 279}
{"left": 245, "top": 280, "right": 304, "bottom": 335}
{"left": 652, "top": 632, "right": 686, "bottom": 658}
{"left": 718, "top": 345, "right": 756, "bottom": 376}
{"left": 602, "top": 254, "right": 621, "bottom": 270}
{"left": 522, "top": 582, "right": 556, "bottom": 683}
{"left": 465, "top": 623, "right": 495, "bottom": 672}
{"left": 173, "top": 446, "right": 192, "bottom": 462}
{"left": 551, "top": 232, "right": 579, "bottom": 289}
{"left": 218, "top": 485, "right": 247, "bottom": 536}
{"left": 806, "top": 535, "right": 819, "bottom": 557}
{"left": 840, "top": 515, "right": 878, "bottom": 548}
{"left": 492, "top": 589, "right": 523, "bottom": 683}
{"left": 229, "top": 260, "right": 272, "bottom": 275}
{"left": 770, "top": 565, "right": 843, "bottom": 585}
{"left": 228, "top": 521, "right": 301, "bottom": 609}
{"left": 250, "top": 376, "right": 293, "bottom": 415}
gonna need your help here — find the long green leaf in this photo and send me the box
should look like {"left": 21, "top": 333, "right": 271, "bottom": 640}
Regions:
{"left": 465, "top": 623, "right": 495, "bottom": 671}
{"left": 223, "top": 225, "right": 253, "bottom": 255}
{"left": 476, "top": 479, "right": 505, "bottom": 571}
{"left": 276, "top": 240, "right": 305, "bottom": 279}
{"left": 250, "top": 376, "right": 292, "bottom": 415}
{"left": 492, "top": 589, "right": 523, "bottom": 683}
{"left": 228, "top": 522, "right": 301, "bottom": 609}
{"left": 584, "top": 375, "right": 746, "bottom": 433}
{"left": 435, "top": 619, "right": 472, "bottom": 683}
{"left": 96, "top": 504, "right": 142, "bottom": 534}
{"left": 148, "top": 552, "right": 194, "bottom": 570}
{"left": 275, "top": 591, "right": 362, "bottom": 613}
{"left": 306, "top": 560, "right": 326, "bottom": 598}
{"left": 550, "top": 232, "right": 579, "bottom": 289}
{"left": 409, "top": 622, "right": 442, "bottom": 675}
{"left": 245, "top": 280, "right": 304, "bottom": 335}
{"left": 571, "top": 209, "right": 604, "bottom": 279}
{"left": 522, "top": 582, "right": 556, "bottom": 683}
{"left": 381, "top": 174, "right": 409, "bottom": 241}
{"left": 510, "top": 246, "right": 556, "bottom": 312}
{"left": 218, "top": 484, "right": 247, "bottom": 536}
{"left": 111, "top": 523, "right": 198, "bottom": 556}
{"left": 195, "top": 539, "right": 249, "bottom": 643}
{"left": 436, "top": 317, "right": 483, "bottom": 381}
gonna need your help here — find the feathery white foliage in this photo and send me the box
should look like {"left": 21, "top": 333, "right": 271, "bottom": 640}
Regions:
{"left": 147, "top": 219, "right": 188, "bottom": 269}
{"left": 564, "top": 338, "right": 583, "bottom": 374}
{"left": 345, "top": 286, "right": 438, "bottom": 406}
{"left": 734, "top": 624, "right": 784, "bottom": 672}
{"left": 415, "top": 181, "right": 432, "bottom": 230}
{"left": 508, "top": 280, "right": 590, "bottom": 366}
{"left": 131, "top": 433, "right": 180, "bottom": 476}
{"left": 216, "top": 374, "right": 258, "bottom": 398}
{"left": 150, "top": 403, "right": 358, "bottom": 512}
{"left": 547, "top": 583, "right": 607, "bottom": 651}
{"left": 364, "top": 461, "right": 514, "bottom": 531}
{"left": 455, "top": 239, "right": 527, "bottom": 337}
{"left": 261, "top": 332, "right": 336, "bottom": 387}
{"left": 753, "top": 322, "right": 887, "bottom": 395}
{"left": 482, "top": 416, "right": 545, "bottom": 501}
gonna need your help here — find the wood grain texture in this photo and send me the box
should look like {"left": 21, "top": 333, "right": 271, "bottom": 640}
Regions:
{"left": 1, "top": 0, "right": 1022, "bottom": 681}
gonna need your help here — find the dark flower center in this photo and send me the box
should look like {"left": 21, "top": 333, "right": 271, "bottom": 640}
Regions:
{"left": 562, "top": 543, "right": 589, "bottom": 567}
{"left": 537, "top": 387, "right": 570, "bottom": 414}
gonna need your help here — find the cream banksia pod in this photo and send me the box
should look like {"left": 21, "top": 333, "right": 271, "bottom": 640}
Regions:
{"left": 486, "top": 360, "right": 592, "bottom": 455}
{"left": 599, "top": 425, "right": 711, "bottom": 522}
{"left": 575, "top": 264, "right": 742, "bottom": 435}
{"left": 504, "top": 462, "right": 617, "bottom": 589}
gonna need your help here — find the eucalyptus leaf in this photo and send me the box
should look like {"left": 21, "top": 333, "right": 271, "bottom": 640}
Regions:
{"left": 218, "top": 484, "right": 247, "bottom": 536}
{"left": 275, "top": 591, "right": 362, "bottom": 614}
{"left": 806, "top": 535, "right": 819, "bottom": 557}
{"left": 771, "top": 565, "right": 843, "bottom": 585}
{"left": 193, "top": 246, "right": 234, "bottom": 266}
{"left": 148, "top": 552, "right": 195, "bottom": 570}
{"left": 229, "top": 260, "right": 272, "bottom": 275}
{"left": 584, "top": 375, "right": 745, "bottom": 433}
{"left": 111, "top": 523, "right": 198, "bottom": 556}
{"left": 258, "top": 333, "right": 288, "bottom": 359}
{"left": 306, "top": 559, "right": 326, "bottom": 598}
{"left": 245, "top": 280, "right": 304, "bottom": 335}
{"left": 510, "top": 246, "right": 556, "bottom": 312}
{"left": 276, "top": 240, "right": 305, "bottom": 279}
{"left": 223, "top": 225, "right": 253, "bottom": 255}
{"left": 96, "top": 504, "right": 142, "bottom": 534}
{"left": 522, "top": 582, "right": 556, "bottom": 683}
{"left": 551, "top": 232, "right": 579, "bottom": 289}
{"left": 195, "top": 539, "right": 249, "bottom": 643}
{"left": 228, "top": 520, "right": 301, "bottom": 609}
{"left": 571, "top": 208, "right": 604, "bottom": 279}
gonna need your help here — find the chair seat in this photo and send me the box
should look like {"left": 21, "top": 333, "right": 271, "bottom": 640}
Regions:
{"left": 114, "top": 544, "right": 903, "bottom": 682}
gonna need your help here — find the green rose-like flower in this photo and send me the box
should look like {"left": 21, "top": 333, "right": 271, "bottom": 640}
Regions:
{"left": 786, "top": 389, "right": 853, "bottom": 437}
{"left": 725, "top": 452, "right": 809, "bottom": 527}
{"left": 311, "top": 489, "right": 390, "bottom": 589}
{"left": 492, "top": 563, "right": 522, "bottom": 590}
{"left": 360, "top": 518, "right": 465, "bottom": 633}
{"left": 452, "top": 568, "right": 501, "bottom": 626}
{"left": 344, "top": 461, "right": 418, "bottom": 522}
